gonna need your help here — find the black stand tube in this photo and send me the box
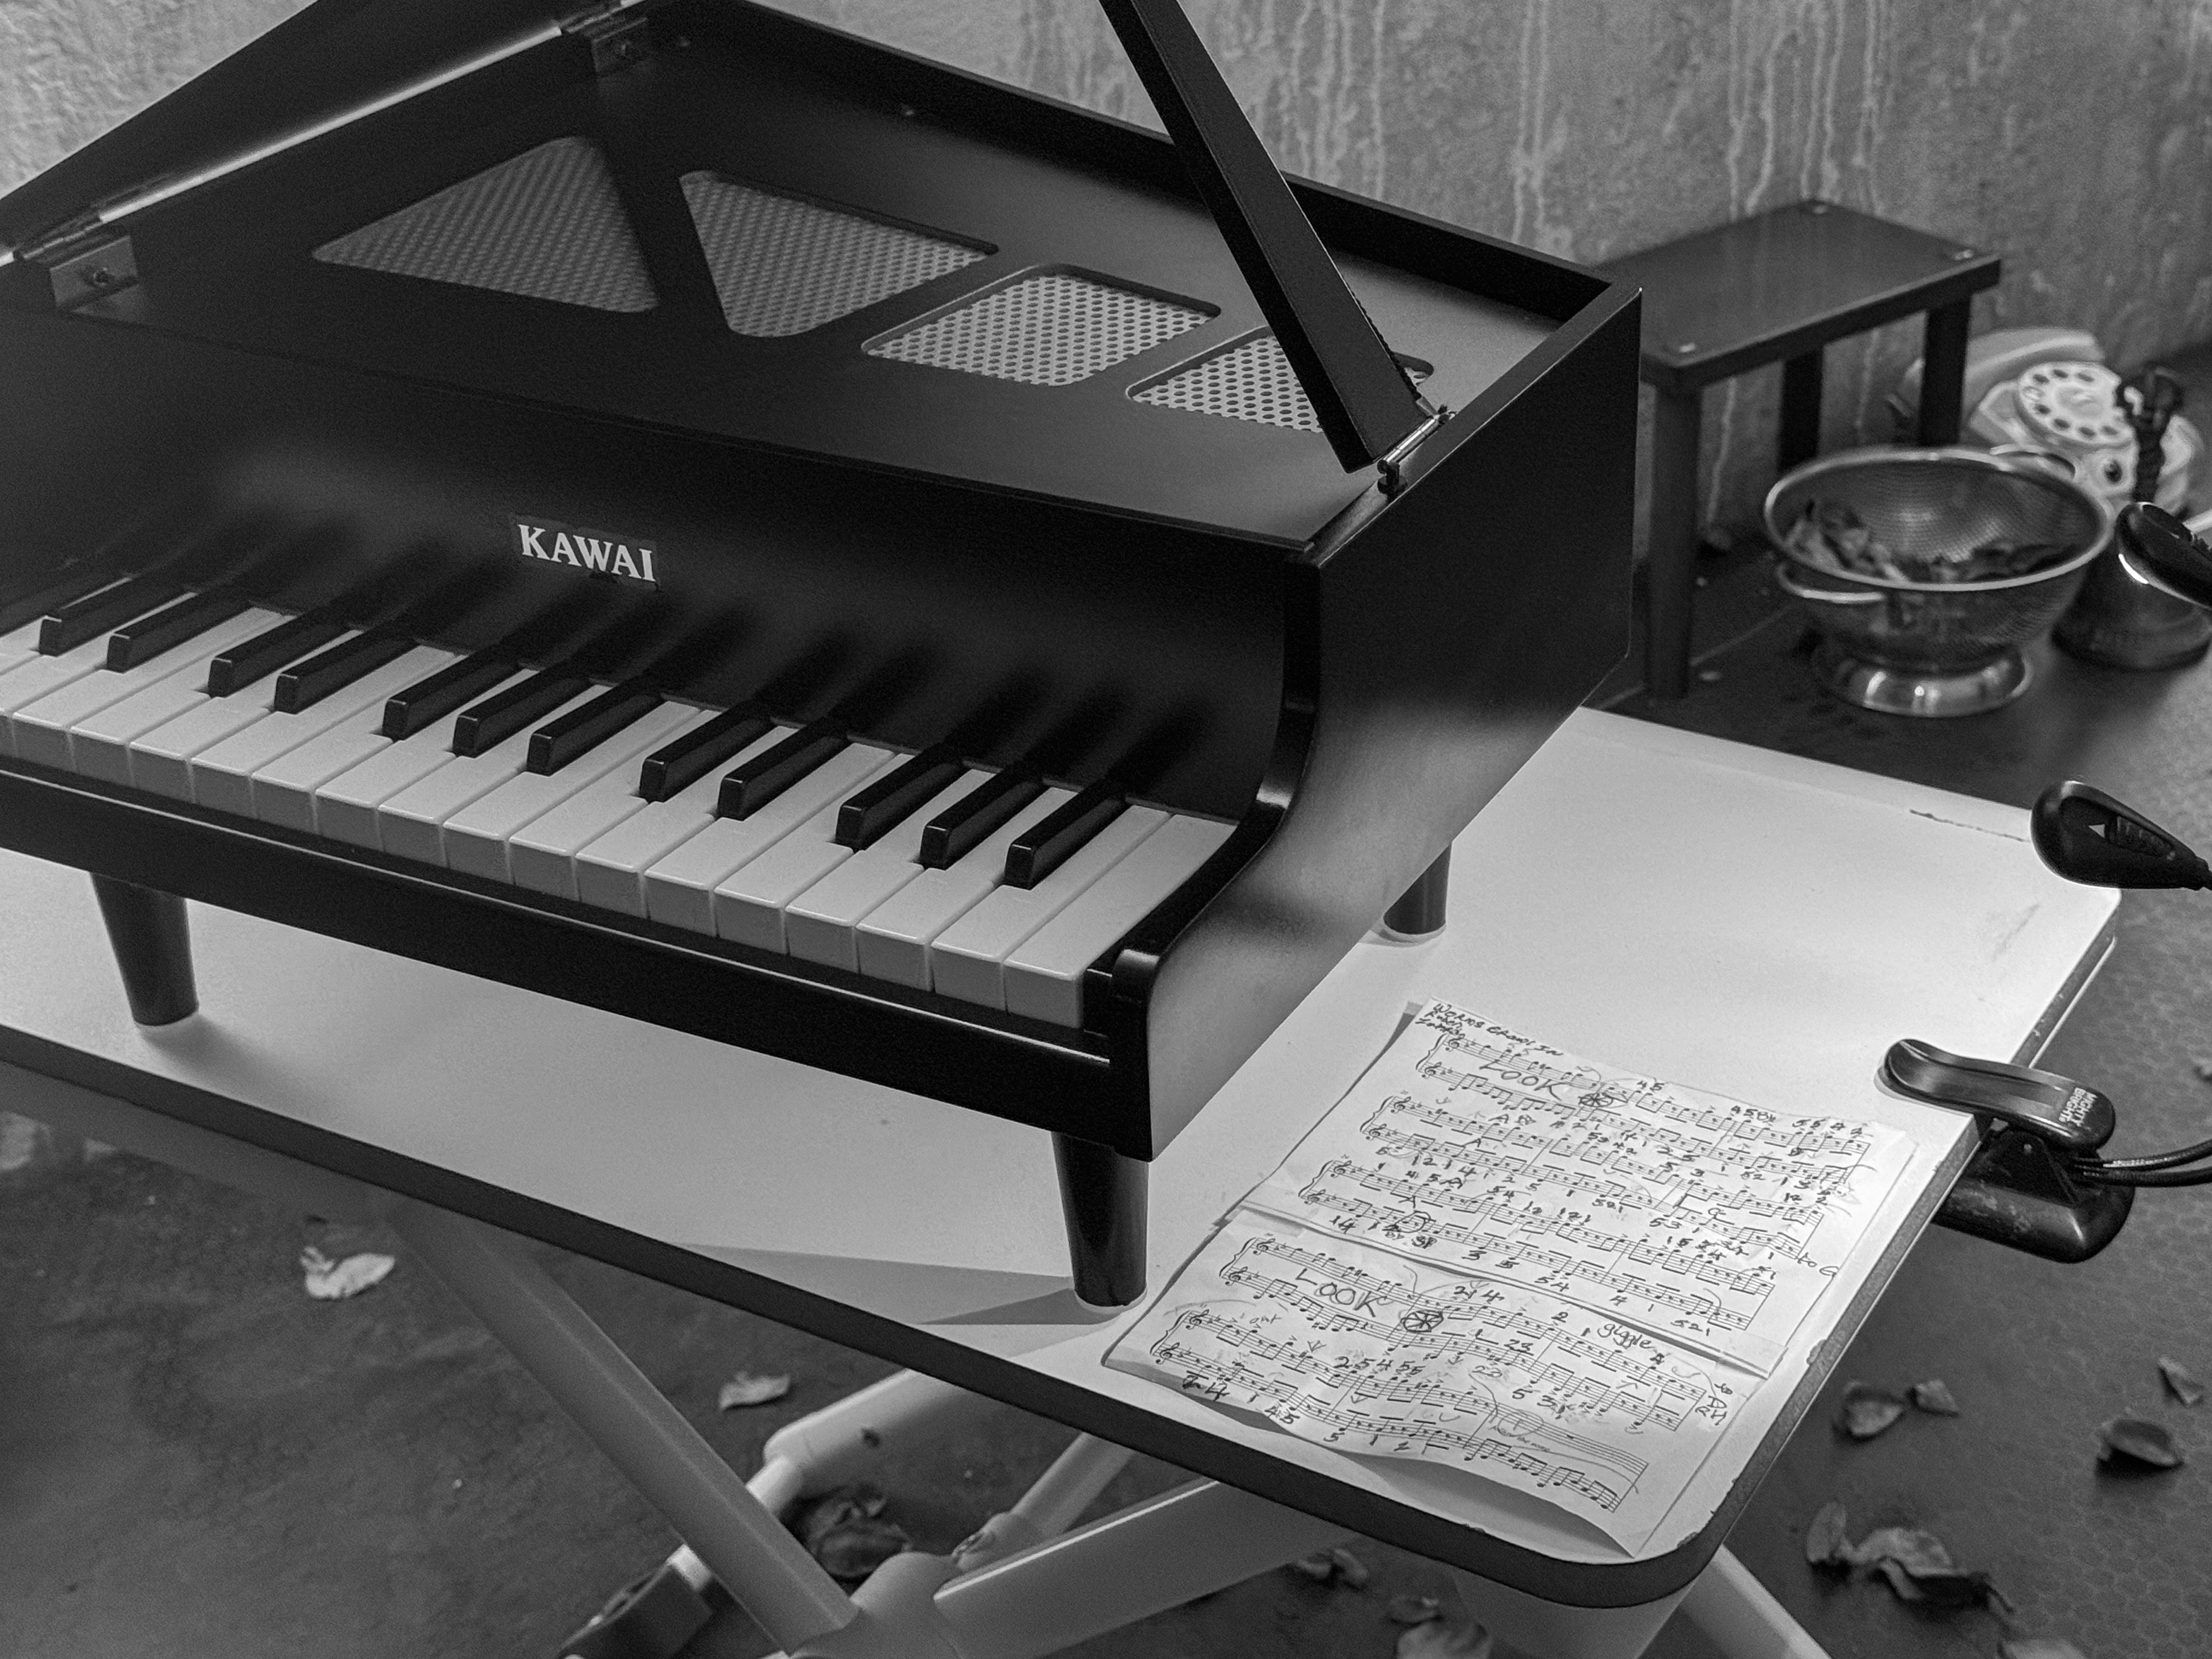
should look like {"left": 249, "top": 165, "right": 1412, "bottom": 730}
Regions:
{"left": 89, "top": 875, "right": 199, "bottom": 1025}
{"left": 1379, "top": 848, "right": 1451, "bottom": 942}
{"left": 1052, "top": 1133, "right": 1148, "bottom": 1307}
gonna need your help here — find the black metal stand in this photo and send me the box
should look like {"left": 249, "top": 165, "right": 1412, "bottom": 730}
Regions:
{"left": 1052, "top": 1133, "right": 1148, "bottom": 1307}
{"left": 1379, "top": 849, "right": 1450, "bottom": 942}
{"left": 89, "top": 874, "right": 199, "bottom": 1025}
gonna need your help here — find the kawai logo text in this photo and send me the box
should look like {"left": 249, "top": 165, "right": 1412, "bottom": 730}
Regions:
{"left": 511, "top": 516, "right": 658, "bottom": 586}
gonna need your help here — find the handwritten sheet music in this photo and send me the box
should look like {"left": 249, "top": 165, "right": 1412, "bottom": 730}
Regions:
{"left": 1109, "top": 1001, "right": 1912, "bottom": 1550}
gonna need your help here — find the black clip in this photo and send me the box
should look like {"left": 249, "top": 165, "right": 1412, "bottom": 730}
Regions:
{"left": 1880, "top": 1039, "right": 2133, "bottom": 1262}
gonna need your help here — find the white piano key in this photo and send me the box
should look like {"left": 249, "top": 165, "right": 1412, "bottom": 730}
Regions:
{"left": 0, "top": 617, "right": 48, "bottom": 675}
{"left": 0, "top": 596, "right": 190, "bottom": 755}
{"left": 63, "top": 609, "right": 295, "bottom": 785}
{"left": 1002, "top": 814, "right": 1235, "bottom": 1027}
{"left": 572, "top": 723, "right": 794, "bottom": 916}
{"left": 710, "top": 790, "right": 860, "bottom": 952}
{"left": 128, "top": 629, "right": 363, "bottom": 800}
{"left": 310, "top": 670, "right": 534, "bottom": 851}
{"left": 371, "top": 687, "right": 602, "bottom": 867}
{"left": 188, "top": 647, "right": 452, "bottom": 819}
{"left": 10, "top": 608, "right": 280, "bottom": 772}
{"left": 782, "top": 769, "right": 995, "bottom": 971}
{"left": 249, "top": 664, "right": 499, "bottom": 835}
{"left": 501, "top": 705, "right": 724, "bottom": 898}
{"left": 641, "top": 745, "right": 897, "bottom": 936}
{"left": 853, "top": 787, "right": 1073, "bottom": 988}
{"left": 441, "top": 700, "right": 700, "bottom": 884}
{"left": 927, "top": 805, "right": 1168, "bottom": 1010}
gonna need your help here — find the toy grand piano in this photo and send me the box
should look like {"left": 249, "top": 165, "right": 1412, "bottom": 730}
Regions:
{"left": 0, "top": 0, "right": 1638, "bottom": 1303}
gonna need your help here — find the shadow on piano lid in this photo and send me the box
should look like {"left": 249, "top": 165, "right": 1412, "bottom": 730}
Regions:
{"left": 0, "top": 0, "right": 1642, "bottom": 1309}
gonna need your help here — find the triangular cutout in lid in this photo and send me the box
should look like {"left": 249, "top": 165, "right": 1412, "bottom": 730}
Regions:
{"left": 315, "top": 136, "right": 656, "bottom": 313}
{"left": 681, "top": 174, "right": 986, "bottom": 338}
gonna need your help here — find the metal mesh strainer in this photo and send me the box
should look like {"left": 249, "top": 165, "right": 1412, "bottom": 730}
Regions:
{"left": 1762, "top": 447, "right": 2113, "bottom": 714}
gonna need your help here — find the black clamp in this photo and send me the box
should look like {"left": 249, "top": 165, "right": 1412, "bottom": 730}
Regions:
{"left": 1880, "top": 1039, "right": 2134, "bottom": 1263}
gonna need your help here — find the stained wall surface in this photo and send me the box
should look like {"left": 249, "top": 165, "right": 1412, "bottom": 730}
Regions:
{"left": 4, "top": 0, "right": 2210, "bottom": 534}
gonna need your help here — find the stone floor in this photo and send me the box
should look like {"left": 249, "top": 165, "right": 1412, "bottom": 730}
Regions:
{"left": 10, "top": 354, "right": 2212, "bottom": 1659}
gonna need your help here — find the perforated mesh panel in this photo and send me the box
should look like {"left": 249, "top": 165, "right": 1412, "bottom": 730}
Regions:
{"left": 315, "top": 136, "right": 656, "bottom": 312}
{"left": 681, "top": 174, "right": 984, "bottom": 337}
{"left": 866, "top": 272, "right": 1208, "bottom": 386}
{"left": 1132, "top": 333, "right": 1431, "bottom": 432}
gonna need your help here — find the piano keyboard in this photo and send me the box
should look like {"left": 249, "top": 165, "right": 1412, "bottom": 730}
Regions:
{"left": 0, "top": 576, "right": 1233, "bottom": 1027}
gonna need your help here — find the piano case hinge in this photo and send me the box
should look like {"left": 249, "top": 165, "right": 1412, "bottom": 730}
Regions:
{"left": 561, "top": 0, "right": 654, "bottom": 75}
{"left": 20, "top": 218, "right": 139, "bottom": 312}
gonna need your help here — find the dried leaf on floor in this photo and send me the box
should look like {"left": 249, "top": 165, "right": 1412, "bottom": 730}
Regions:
{"left": 2098, "top": 1416, "right": 2185, "bottom": 1470}
{"left": 2158, "top": 1357, "right": 2204, "bottom": 1407}
{"left": 1395, "top": 1617, "right": 1493, "bottom": 1659}
{"left": 1874, "top": 1558, "right": 2006, "bottom": 1609}
{"left": 2002, "top": 1637, "right": 2091, "bottom": 1659}
{"left": 1287, "top": 1547, "right": 1370, "bottom": 1589}
{"left": 1845, "top": 1525, "right": 1955, "bottom": 1575}
{"left": 299, "top": 1247, "right": 395, "bottom": 1301}
{"left": 790, "top": 1484, "right": 909, "bottom": 1585}
{"left": 1385, "top": 1594, "right": 1443, "bottom": 1625}
{"left": 1835, "top": 1381, "right": 1907, "bottom": 1440}
{"left": 1803, "top": 1499, "right": 1851, "bottom": 1567}
{"left": 717, "top": 1372, "right": 791, "bottom": 1410}
{"left": 1909, "top": 1378, "right": 1961, "bottom": 1415}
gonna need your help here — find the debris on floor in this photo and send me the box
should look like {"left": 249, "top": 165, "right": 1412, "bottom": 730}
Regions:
{"left": 2001, "top": 1637, "right": 2090, "bottom": 1659}
{"left": 1394, "top": 1616, "right": 1492, "bottom": 1658}
{"left": 2158, "top": 1357, "right": 2204, "bottom": 1406}
{"left": 2096, "top": 1416, "right": 2184, "bottom": 1470}
{"left": 716, "top": 1371, "right": 791, "bottom": 1409}
{"left": 298, "top": 1246, "right": 395, "bottom": 1301}
{"left": 1803, "top": 1503, "right": 2006, "bottom": 1609}
{"left": 1385, "top": 1594, "right": 1443, "bottom": 1625}
{"left": 1834, "top": 1381, "right": 1908, "bottom": 1439}
{"left": 1909, "top": 1378, "right": 1961, "bottom": 1415}
{"left": 1288, "top": 1546, "right": 1369, "bottom": 1588}
{"left": 789, "top": 1484, "right": 911, "bottom": 1584}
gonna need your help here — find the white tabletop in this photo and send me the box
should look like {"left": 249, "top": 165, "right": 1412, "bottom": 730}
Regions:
{"left": 0, "top": 710, "right": 2117, "bottom": 1592}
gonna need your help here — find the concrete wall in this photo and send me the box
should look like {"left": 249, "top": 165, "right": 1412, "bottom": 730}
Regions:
{"left": 4, "top": 0, "right": 2211, "bottom": 526}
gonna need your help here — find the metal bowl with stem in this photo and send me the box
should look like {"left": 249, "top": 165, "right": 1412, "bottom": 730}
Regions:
{"left": 1763, "top": 445, "right": 2113, "bottom": 717}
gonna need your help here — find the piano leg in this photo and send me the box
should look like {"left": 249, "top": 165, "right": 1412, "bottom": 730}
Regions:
{"left": 89, "top": 875, "right": 200, "bottom": 1025}
{"left": 1379, "top": 848, "right": 1451, "bottom": 942}
{"left": 1052, "top": 1133, "right": 1147, "bottom": 1307}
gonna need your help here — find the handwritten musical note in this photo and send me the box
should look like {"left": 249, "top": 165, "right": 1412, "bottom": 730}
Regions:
{"left": 1109, "top": 1001, "right": 1913, "bottom": 1552}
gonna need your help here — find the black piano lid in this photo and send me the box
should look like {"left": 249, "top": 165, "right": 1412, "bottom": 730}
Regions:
{"left": 0, "top": 0, "right": 1612, "bottom": 546}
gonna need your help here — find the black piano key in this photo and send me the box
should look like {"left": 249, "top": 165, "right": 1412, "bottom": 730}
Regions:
{"left": 716, "top": 719, "right": 846, "bottom": 819}
{"left": 0, "top": 566, "right": 122, "bottom": 635}
{"left": 271, "top": 630, "right": 414, "bottom": 713}
{"left": 835, "top": 745, "right": 965, "bottom": 851}
{"left": 104, "top": 588, "right": 253, "bottom": 671}
{"left": 1004, "top": 781, "right": 1126, "bottom": 889}
{"left": 918, "top": 767, "right": 1046, "bottom": 869}
{"left": 526, "top": 681, "right": 661, "bottom": 775}
{"left": 635, "top": 701, "right": 774, "bottom": 802}
{"left": 206, "top": 610, "right": 348, "bottom": 696}
{"left": 38, "top": 572, "right": 184, "bottom": 655}
{"left": 450, "top": 668, "right": 588, "bottom": 757}
{"left": 380, "top": 648, "right": 518, "bottom": 739}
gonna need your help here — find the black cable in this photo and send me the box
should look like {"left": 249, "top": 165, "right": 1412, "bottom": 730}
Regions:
{"left": 2085, "top": 1161, "right": 2212, "bottom": 1188}
{"left": 2099, "top": 1133, "right": 2212, "bottom": 1172}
